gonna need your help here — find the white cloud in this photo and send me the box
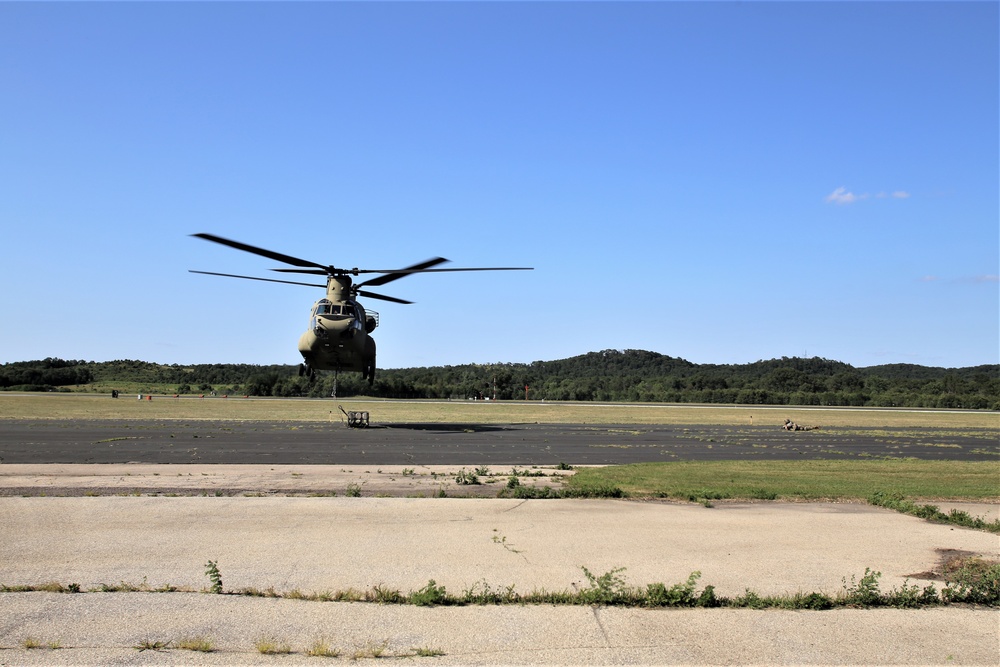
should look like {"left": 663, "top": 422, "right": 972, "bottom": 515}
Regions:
{"left": 825, "top": 187, "right": 910, "bottom": 204}
{"left": 973, "top": 274, "right": 999, "bottom": 283}
{"left": 824, "top": 187, "right": 857, "bottom": 204}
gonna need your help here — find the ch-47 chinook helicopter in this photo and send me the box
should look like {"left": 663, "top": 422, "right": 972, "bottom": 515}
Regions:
{"left": 189, "top": 233, "right": 532, "bottom": 387}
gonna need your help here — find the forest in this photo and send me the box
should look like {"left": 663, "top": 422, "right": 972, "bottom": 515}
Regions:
{"left": 2, "top": 350, "right": 998, "bottom": 410}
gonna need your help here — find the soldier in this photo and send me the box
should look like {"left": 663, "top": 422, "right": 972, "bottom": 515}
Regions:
{"left": 783, "top": 419, "right": 819, "bottom": 431}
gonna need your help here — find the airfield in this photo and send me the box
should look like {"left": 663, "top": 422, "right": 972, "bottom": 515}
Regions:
{"left": 0, "top": 395, "right": 998, "bottom": 664}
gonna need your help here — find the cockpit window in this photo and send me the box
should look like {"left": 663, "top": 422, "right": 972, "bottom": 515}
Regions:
{"left": 315, "top": 302, "right": 353, "bottom": 316}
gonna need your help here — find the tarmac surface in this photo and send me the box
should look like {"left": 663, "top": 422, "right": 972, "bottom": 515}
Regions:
{"left": 1, "top": 420, "right": 998, "bottom": 665}
{"left": 1, "top": 419, "right": 998, "bottom": 465}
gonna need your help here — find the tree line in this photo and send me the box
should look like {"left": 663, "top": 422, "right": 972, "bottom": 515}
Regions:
{"left": 2, "top": 350, "right": 997, "bottom": 410}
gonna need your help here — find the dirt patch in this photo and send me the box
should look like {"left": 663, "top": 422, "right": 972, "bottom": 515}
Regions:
{"left": 905, "top": 548, "right": 998, "bottom": 581}
{"left": 0, "top": 463, "right": 572, "bottom": 498}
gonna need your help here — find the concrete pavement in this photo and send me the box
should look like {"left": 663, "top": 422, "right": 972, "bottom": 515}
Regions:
{"left": 1, "top": 488, "right": 998, "bottom": 665}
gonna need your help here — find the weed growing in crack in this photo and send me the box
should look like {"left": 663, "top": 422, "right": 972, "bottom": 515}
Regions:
{"left": 409, "top": 580, "right": 448, "bottom": 606}
{"left": 255, "top": 637, "right": 292, "bottom": 655}
{"left": 839, "top": 568, "right": 882, "bottom": 607}
{"left": 578, "top": 566, "right": 631, "bottom": 605}
{"left": 177, "top": 636, "right": 214, "bottom": 653}
{"left": 135, "top": 638, "right": 170, "bottom": 652}
{"left": 305, "top": 638, "right": 340, "bottom": 657}
{"left": 204, "top": 560, "right": 223, "bottom": 594}
{"left": 371, "top": 583, "right": 403, "bottom": 603}
{"left": 353, "top": 640, "right": 390, "bottom": 659}
{"left": 942, "top": 557, "right": 1000, "bottom": 604}
{"left": 462, "top": 580, "right": 519, "bottom": 604}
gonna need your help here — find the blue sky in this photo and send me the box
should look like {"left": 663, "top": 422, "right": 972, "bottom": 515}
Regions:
{"left": 2, "top": 1, "right": 997, "bottom": 371}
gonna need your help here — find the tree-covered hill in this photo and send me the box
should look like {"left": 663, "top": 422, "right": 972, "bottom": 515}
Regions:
{"left": 2, "top": 350, "right": 997, "bottom": 410}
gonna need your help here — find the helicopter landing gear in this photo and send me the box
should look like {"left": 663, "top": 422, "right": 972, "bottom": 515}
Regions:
{"left": 363, "top": 338, "right": 376, "bottom": 386}
{"left": 299, "top": 363, "right": 315, "bottom": 381}
{"left": 362, "top": 360, "right": 375, "bottom": 386}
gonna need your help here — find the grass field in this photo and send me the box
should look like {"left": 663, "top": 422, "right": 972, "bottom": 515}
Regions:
{"left": 566, "top": 460, "right": 999, "bottom": 500}
{"left": 1, "top": 392, "right": 998, "bottom": 428}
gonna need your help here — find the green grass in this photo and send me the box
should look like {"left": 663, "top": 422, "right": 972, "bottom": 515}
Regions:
{"left": 565, "top": 460, "right": 1000, "bottom": 500}
{"left": 2, "top": 392, "right": 997, "bottom": 428}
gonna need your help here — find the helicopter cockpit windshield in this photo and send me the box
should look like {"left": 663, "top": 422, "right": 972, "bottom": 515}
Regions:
{"left": 313, "top": 299, "right": 353, "bottom": 319}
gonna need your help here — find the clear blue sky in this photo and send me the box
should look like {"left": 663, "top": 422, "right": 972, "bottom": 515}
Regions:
{"left": 2, "top": 1, "right": 997, "bottom": 370}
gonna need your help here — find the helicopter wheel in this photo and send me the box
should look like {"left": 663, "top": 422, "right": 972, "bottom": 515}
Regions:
{"left": 298, "top": 364, "right": 305, "bottom": 377}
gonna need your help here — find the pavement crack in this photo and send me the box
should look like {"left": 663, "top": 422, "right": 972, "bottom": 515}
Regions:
{"left": 589, "top": 606, "right": 611, "bottom": 646}
{"left": 501, "top": 499, "right": 529, "bottom": 513}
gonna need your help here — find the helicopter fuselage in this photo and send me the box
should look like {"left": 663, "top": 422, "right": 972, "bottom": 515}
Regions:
{"left": 297, "top": 276, "right": 377, "bottom": 382}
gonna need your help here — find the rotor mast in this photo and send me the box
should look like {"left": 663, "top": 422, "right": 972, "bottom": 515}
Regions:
{"left": 326, "top": 274, "right": 354, "bottom": 302}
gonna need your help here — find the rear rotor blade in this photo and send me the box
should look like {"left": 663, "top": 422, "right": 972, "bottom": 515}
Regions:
{"left": 356, "top": 290, "right": 414, "bottom": 305}
{"left": 192, "top": 233, "right": 330, "bottom": 271}
{"left": 189, "top": 270, "right": 325, "bottom": 289}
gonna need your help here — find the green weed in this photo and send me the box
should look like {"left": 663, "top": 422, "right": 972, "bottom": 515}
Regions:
{"left": 204, "top": 560, "right": 223, "bottom": 594}
{"left": 409, "top": 580, "right": 448, "bottom": 606}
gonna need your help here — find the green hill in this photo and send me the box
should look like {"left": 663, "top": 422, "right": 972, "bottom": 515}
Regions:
{"left": 2, "top": 351, "right": 997, "bottom": 410}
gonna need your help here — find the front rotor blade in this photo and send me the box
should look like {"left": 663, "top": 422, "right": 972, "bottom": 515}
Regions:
{"left": 395, "top": 267, "right": 533, "bottom": 273}
{"left": 356, "top": 289, "right": 413, "bottom": 305}
{"left": 192, "top": 233, "right": 329, "bottom": 271}
{"left": 358, "top": 257, "right": 450, "bottom": 288}
{"left": 189, "top": 270, "right": 325, "bottom": 289}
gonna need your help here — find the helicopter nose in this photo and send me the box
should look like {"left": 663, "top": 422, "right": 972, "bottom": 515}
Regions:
{"left": 315, "top": 316, "right": 353, "bottom": 338}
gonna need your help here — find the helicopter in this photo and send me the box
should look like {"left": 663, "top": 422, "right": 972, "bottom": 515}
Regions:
{"left": 189, "top": 233, "right": 532, "bottom": 386}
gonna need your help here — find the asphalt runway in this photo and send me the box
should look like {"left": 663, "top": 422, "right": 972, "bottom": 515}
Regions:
{"left": 0, "top": 419, "right": 996, "bottom": 465}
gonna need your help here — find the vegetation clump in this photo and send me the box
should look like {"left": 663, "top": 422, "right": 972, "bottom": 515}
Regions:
{"left": 868, "top": 491, "right": 1000, "bottom": 533}
{"left": 3, "top": 561, "right": 997, "bottom": 608}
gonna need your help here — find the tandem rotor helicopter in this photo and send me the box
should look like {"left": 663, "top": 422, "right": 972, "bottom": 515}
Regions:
{"left": 189, "top": 233, "right": 532, "bottom": 388}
